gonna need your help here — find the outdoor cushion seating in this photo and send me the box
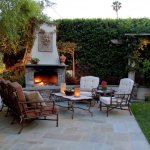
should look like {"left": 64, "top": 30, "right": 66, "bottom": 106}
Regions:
{"left": 24, "top": 91, "right": 47, "bottom": 107}
{"left": 80, "top": 76, "right": 100, "bottom": 97}
{"left": 0, "top": 78, "right": 59, "bottom": 134}
{"left": 99, "top": 78, "right": 134, "bottom": 116}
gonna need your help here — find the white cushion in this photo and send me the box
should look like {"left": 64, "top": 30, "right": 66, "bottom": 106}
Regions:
{"left": 117, "top": 78, "right": 134, "bottom": 95}
{"left": 80, "top": 76, "right": 99, "bottom": 92}
{"left": 100, "top": 96, "right": 117, "bottom": 105}
{"left": 80, "top": 91, "right": 92, "bottom": 97}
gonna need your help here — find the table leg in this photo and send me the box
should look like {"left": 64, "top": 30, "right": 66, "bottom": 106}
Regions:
{"left": 70, "top": 101, "right": 74, "bottom": 119}
{"left": 89, "top": 100, "right": 93, "bottom": 117}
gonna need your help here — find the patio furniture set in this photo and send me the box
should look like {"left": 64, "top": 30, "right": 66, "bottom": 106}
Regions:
{"left": 0, "top": 76, "right": 134, "bottom": 134}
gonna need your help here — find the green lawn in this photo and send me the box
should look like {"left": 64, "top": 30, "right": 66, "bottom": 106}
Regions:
{"left": 131, "top": 101, "right": 150, "bottom": 144}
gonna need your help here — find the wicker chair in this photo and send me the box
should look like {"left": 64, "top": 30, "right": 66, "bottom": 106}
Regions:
{"left": 99, "top": 78, "right": 134, "bottom": 116}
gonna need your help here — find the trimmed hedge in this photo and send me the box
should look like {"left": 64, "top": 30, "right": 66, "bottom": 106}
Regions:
{"left": 56, "top": 18, "right": 150, "bottom": 84}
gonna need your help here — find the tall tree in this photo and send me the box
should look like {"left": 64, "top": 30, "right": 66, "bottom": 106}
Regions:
{"left": 0, "top": 0, "right": 52, "bottom": 68}
{"left": 0, "top": 0, "right": 43, "bottom": 42}
{"left": 112, "top": 1, "right": 122, "bottom": 19}
{"left": 38, "top": 0, "right": 56, "bottom": 8}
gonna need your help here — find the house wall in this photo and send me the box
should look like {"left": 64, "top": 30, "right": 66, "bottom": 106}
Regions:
{"left": 136, "top": 87, "right": 150, "bottom": 100}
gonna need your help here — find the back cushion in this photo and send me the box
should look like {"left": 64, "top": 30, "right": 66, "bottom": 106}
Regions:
{"left": 10, "top": 82, "right": 26, "bottom": 102}
{"left": 80, "top": 76, "right": 100, "bottom": 92}
{"left": 9, "top": 82, "right": 27, "bottom": 113}
{"left": 117, "top": 78, "right": 134, "bottom": 94}
{"left": 24, "top": 91, "right": 46, "bottom": 107}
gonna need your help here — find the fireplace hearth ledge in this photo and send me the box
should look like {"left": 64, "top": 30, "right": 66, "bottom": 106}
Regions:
{"left": 23, "top": 85, "right": 75, "bottom": 91}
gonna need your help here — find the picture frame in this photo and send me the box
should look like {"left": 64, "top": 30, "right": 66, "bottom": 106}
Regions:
{"left": 38, "top": 31, "right": 53, "bottom": 52}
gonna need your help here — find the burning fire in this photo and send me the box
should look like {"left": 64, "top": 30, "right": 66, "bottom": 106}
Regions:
{"left": 39, "top": 82, "right": 44, "bottom": 86}
{"left": 34, "top": 77, "right": 42, "bottom": 83}
{"left": 34, "top": 74, "right": 58, "bottom": 86}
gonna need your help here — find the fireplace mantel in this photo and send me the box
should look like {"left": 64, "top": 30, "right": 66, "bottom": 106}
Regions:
{"left": 26, "top": 64, "right": 67, "bottom": 68}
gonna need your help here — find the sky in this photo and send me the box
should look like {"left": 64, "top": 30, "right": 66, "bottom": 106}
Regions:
{"left": 43, "top": 0, "right": 150, "bottom": 20}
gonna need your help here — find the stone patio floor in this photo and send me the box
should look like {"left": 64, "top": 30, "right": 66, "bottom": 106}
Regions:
{"left": 0, "top": 103, "right": 149, "bottom": 150}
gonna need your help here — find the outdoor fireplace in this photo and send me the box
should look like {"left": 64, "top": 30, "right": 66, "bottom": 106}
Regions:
{"left": 25, "top": 64, "right": 66, "bottom": 87}
{"left": 25, "top": 24, "right": 67, "bottom": 87}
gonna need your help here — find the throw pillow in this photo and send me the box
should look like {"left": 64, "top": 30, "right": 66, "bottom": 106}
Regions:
{"left": 24, "top": 91, "right": 46, "bottom": 107}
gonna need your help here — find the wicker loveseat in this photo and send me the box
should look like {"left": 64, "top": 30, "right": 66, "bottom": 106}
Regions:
{"left": 0, "top": 78, "right": 59, "bottom": 134}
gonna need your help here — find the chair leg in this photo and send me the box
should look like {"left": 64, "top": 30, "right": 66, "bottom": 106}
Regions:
{"left": 106, "top": 106, "right": 109, "bottom": 117}
{"left": 5, "top": 107, "right": 10, "bottom": 117}
{"left": 56, "top": 114, "right": 58, "bottom": 127}
{"left": 99, "top": 101, "right": 102, "bottom": 111}
{"left": 0, "top": 103, "right": 4, "bottom": 112}
{"left": 128, "top": 104, "right": 132, "bottom": 115}
{"left": 18, "top": 116, "right": 24, "bottom": 134}
{"left": 11, "top": 115, "right": 16, "bottom": 124}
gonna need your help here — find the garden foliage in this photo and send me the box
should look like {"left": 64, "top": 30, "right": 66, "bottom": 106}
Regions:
{"left": 56, "top": 18, "right": 150, "bottom": 84}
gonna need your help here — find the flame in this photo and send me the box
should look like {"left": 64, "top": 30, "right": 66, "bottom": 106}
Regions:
{"left": 39, "top": 82, "right": 44, "bottom": 86}
{"left": 34, "top": 72, "right": 58, "bottom": 86}
{"left": 34, "top": 77, "right": 42, "bottom": 83}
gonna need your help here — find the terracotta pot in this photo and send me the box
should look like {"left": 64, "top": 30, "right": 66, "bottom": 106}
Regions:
{"left": 60, "top": 55, "right": 66, "bottom": 64}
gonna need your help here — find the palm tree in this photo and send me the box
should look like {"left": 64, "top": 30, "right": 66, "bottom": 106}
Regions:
{"left": 112, "top": 1, "right": 122, "bottom": 19}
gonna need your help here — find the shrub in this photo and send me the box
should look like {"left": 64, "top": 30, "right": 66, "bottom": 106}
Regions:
{"left": 2, "top": 66, "right": 25, "bottom": 86}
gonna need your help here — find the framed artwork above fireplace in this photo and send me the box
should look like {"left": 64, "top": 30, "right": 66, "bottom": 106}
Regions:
{"left": 38, "top": 31, "right": 53, "bottom": 52}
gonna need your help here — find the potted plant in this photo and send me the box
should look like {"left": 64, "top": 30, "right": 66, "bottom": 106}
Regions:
{"left": 101, "top": 80, "right": 108, "bottom": 91}
{"left": 64, "top": 88, "right": 74, "bottom": 96}
{"left": 30, "top": 58, "right": 40, "bottom": 64}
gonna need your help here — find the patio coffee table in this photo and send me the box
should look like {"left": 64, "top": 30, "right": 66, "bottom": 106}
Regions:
{"left": 51, "top": 93, "right": 93, "bottom": 119}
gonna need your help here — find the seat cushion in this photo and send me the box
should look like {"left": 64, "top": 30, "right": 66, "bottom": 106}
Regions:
{"left": 80, "top": 91, "right": 92, "bottom": 97}
{"left": 100, "top": 96, "right": 117, "bottom": 105}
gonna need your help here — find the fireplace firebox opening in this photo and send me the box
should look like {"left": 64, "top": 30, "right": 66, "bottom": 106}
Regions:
{"left": 34, "top": 70, "right": 58, "bottom": 86}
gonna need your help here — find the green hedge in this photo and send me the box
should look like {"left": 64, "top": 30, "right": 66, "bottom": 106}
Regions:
{"left": 56, "top": 18, "right": 150, "bottom": 84}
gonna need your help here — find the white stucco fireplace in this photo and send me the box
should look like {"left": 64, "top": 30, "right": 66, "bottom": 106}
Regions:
{"left": 25, "top": 23, "right": 67, "bottom": 87}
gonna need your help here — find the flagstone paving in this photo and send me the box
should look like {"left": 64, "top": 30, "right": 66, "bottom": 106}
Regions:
{"left": 0, "top": 103, "right": 149, "bottom": 150}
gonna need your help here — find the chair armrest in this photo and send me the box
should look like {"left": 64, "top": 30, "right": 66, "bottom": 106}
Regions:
{"left": 92, "top": 88, "right": 98, "bottom": 98}
{"left": 110, "top": 93, "right": 131, "bottom": 104}
{"left": 19, "top": 100, "right": 55, "bottom": 109}
{"left": 113, "top": 93, "right": 131, "bottom": 98}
